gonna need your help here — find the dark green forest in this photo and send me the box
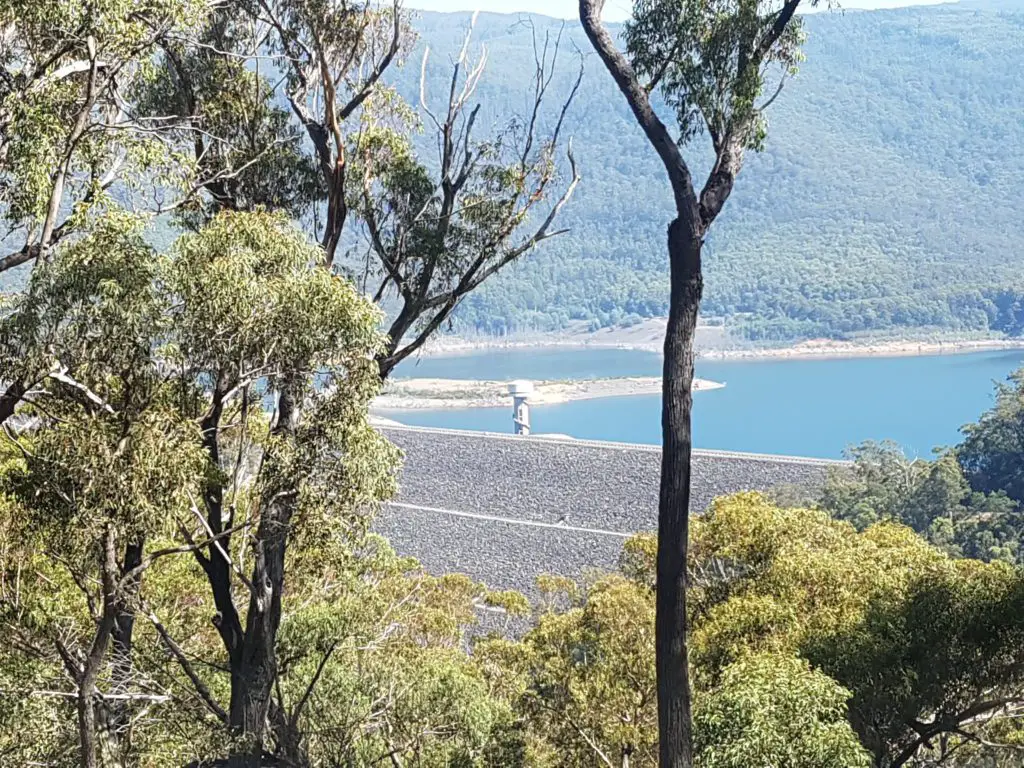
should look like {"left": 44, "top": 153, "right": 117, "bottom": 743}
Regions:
{"left": 390, "top": 3, "right": 1024, "bottom": 340}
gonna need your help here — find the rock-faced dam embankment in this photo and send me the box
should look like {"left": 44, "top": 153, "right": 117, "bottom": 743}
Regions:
{"left": 373, "top": 426, "right": 841, "bottom": 596}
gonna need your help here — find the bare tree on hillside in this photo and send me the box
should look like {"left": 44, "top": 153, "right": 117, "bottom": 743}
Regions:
{"left": 354, "top": 14, "right": 584, "bottom": 378}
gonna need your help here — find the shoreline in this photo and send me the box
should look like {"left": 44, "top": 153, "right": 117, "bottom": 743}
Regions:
{"left": 700, "top": 337, "right": 1024, "bottom": 362}
{"left": 409, "top": 333, "right": 1024, "bottom": 364}
{"left": 375, "top": 376, "right": 725, "bottom": 410}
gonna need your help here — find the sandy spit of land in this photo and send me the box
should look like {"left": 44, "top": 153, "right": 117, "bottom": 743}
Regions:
{"left": 374, "top": 376, "right": 725, "bottom": 410}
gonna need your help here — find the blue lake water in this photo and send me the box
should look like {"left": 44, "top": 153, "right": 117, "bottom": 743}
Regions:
{"left": 385, "top": 348, "right": 1024, "bottom": 459}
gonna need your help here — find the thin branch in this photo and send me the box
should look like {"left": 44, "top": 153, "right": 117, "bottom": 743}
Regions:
{"left": 535, "top": 700, "right": 615, "bottom": 768}
{"left": 116, "top": 521, "right": 252, "bottom": 591}
{"left": 187, "top": 492, "right": 256, "bottom": 595}
{"left": 759, "top": 0, "right": 804, "bottom": 60}
{"left": 290, "top": 640, "right": 339, "bottom": 727}
{"left": 14, "top": 689, "right": 171, "bottom": 702}
{"left": 144, "top": 606, "right": 229, "bottom": 724}
{"left": 756, "top": 72, "right": 788, "bottom": 111}
{"left": 37, "top": 36, "right": 101, "bottom": 265}
{"left": 337, "top": 0, "right": 404, "bottom": 122}
{"left": 50, "top": 368, "right": 117, "bottom": 415}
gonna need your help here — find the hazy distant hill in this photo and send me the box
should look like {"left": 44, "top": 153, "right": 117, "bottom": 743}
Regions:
{"left": 393, "top": 5, "right": 1024, "bottom": 340}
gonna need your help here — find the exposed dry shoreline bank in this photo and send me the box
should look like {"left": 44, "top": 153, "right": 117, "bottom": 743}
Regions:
{"left": 700, "top": 337, "right": 1024, "bottom": 362}
{"left": 375, "top": 376, "right": 725, "bottom": 410}
{"left": 374, "top": 327, "right": 1024, "bottom": 410}
{"left": 413, "top": 322, "right": 1024, "bottom": 363}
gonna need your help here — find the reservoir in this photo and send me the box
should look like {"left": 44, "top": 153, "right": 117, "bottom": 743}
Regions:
{"left": 384, "top": 347, "right": 1024, "bottom": 459}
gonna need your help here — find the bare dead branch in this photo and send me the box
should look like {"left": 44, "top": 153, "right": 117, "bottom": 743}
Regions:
{"left": 50, "top": 367, "right": 117, "bottom": 415}
{"left": 144, "top": 606, "right": 229, "bottom": 724}
{"left": 187, "top": 492, "right": 257, "bottom": 596}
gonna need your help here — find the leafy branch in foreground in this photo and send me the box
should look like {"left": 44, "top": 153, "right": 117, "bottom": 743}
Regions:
{"left": 0, "top": 0, "right": 210, "bottom": 275}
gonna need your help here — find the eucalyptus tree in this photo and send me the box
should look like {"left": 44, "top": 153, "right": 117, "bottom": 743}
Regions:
{"left": 0, "top": 211, "right": 526, "bottom": 768}
{"left": 0, "top": 0, "right": 295, "bottom": 427}
{"left": 248, "top": 2, "right": 583, "bottom": 378}
{"left": 0, "top": 0, "right": 209, "bottom": 274}
{"left": 353, "top": 16, "right": 583, "bottom": 377}
{"left": 958, "top": 368, "right": 1024, "bottom": 505}
{"left": 0, "top": 214, "right": 209, "bottom": 768}
{"left": 687, "top": 495, "right": 1024, "bottom": 768}
{"left": 164, "top": 211, "right": 398, "bottom": 765}
{"left": 577, "top": 1, "right": 810, "bottom": 764}
{"left": 0, "top": 209, "right": 398, "bottom": 766}
{"left": 481, "top": 494, "right": 1024, "bottom": 768}
{"left": 132, "top": 2, "right": 583, "bottom": 375}
{"left": 135, "top": 5, "right": 323, "bottom": 226}
{"left": 250, "top": 0, "right": 411, "bottom": 267}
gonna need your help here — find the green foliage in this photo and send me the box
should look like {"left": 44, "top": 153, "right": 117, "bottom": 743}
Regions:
{"left": 0, "top": 0, "right": 205, "bottom": 248}
{"left": 692, "top": 494, "right": 1024, "bottom": 766}
{"left": 626, "top": 0, "right": 805, "bottom": 151}
{"left": 693, "top": 653, "right": 870, "bottom": 768}
{"left": 484, "top": 573, "right": 659, "bottom": 767}
{"left": 134, "top": 8, "right": 322, "bottom": 227}
{"left": 821, "top": 441, "right": 1023, "bottom": 564}
{"left": 268, "top": 536, "right": 518, "bottom": 767}
{"left": 808, "top": 555, "right": 1024, "bottom": 766}
{"left": 958, "top": 368, "right": 1024, "bottom": 504}
{"left": 484, "top": 494, "right": 1024, "bottom": 767}
{"left": 170, "top": 210, "right": 385, "bottom": 380}
{"left": 0, "top": 214, "right": 206, "bottom": 546}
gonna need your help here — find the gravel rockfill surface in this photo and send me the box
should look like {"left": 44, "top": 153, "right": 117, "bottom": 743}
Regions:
{"left": 372, "top": 426, "right": 839, "bottom": 596}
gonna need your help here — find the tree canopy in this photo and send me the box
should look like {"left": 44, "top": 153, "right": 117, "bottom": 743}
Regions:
{"left": 3, "top": 1, "right": 1024, "bottom": 766}
{"left": 819, "top": 370, "right": 1024, "bottom": 565}
{"left": 475, "top": 494, "right": 1024, "bottom": 768}
{"left": 4, "top": 260, "right": 1024, "bottom": 767}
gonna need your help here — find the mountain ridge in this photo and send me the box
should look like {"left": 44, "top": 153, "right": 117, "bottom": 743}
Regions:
{"left": 392, "top": 4, "right": 1024, "bottom": 340}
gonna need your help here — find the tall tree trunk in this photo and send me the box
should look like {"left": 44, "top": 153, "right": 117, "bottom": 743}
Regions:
{"left": 321, "top": 171, "right": 347, "bottom": 268}
{"left": 377, "top": 301, "right": 420, "bottom": 380}
{"left": 575, "top": 7, "right": 706, "bottom": 763}
{"left": 103, "top": 538, "right": 144, "bottom": 765}
{"left": 78, "top": 528, "right": 120, "bottom": 768}
{"left": 270, "top": 700, "right": 309, "bottom": 768}
{"left": 228, "top": 384, "right": 301, "bottom": 767}
{"left": 79, "top": 617, "right": 114, "bottom": 768}
{"left": 656, "top": 218, "right": 702, "bottom": 768}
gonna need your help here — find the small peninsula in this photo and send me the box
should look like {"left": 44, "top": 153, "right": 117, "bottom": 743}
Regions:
{"left": 374, "top": 376, "right": 725, "bottom": 410}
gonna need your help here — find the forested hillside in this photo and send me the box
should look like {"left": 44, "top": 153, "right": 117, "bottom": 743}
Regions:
{"left": 395, "top": 3, "right": 1024, "bottom": 340}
